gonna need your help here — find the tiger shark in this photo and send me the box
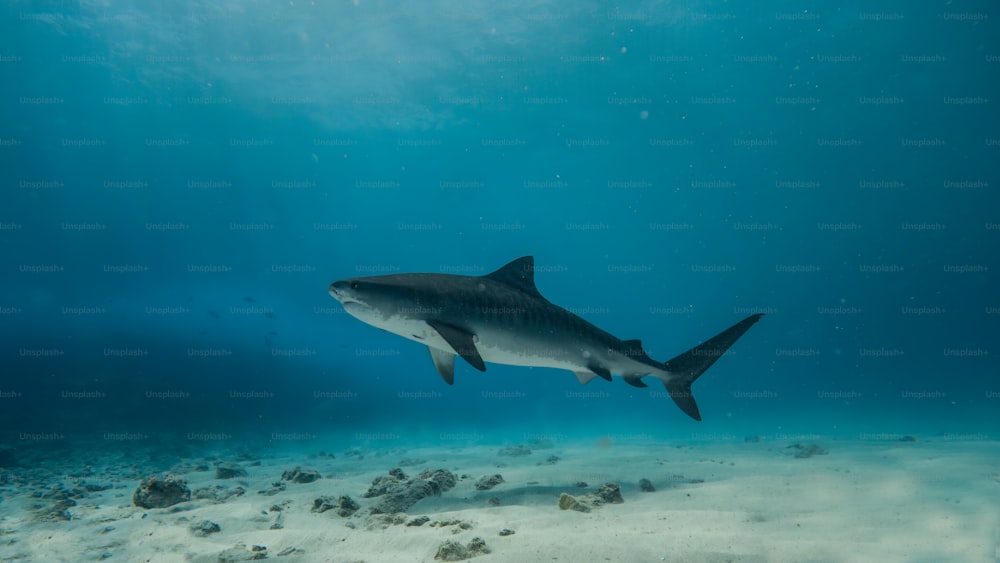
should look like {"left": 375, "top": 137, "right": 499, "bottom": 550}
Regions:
{"left": 328, "top": 256, "right": 763, "bottom": 420}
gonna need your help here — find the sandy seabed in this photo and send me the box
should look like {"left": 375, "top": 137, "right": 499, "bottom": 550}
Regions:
{"left": 1, "top": 437, "right": 997, "bottom": 562}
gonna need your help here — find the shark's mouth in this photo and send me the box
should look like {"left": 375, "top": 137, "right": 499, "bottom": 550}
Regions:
{"left": 340, "top": 300, "right": 372, "bottom": 312}
{"left": 329, "top": 289, "right": 362, "bottom": 306}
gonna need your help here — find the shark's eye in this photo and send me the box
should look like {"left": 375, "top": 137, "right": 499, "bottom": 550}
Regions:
{"left": 350, "top": 282, "right": 359, "bottom": 290}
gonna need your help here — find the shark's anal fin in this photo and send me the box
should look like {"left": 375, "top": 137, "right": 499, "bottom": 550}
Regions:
{"left": 623, "top": 375, "right": 648, "bottom": 388}
{"left": 428, "top": 347, "right": 456, "bottom": 385}
{"left": 426, "top": 320, "right": 486, "bottom": 372}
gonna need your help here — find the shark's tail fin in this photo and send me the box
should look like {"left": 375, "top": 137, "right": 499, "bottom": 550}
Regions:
{"left": 660, "top": 314, "right": 764, "bottom": 421}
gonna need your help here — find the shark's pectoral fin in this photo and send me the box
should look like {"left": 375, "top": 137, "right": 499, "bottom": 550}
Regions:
{"left": 426, "top": 320, "right": 486, "bottom": 372}
{"left": 573, "top": 371, "right": 600, "bottom": 385}
{"left": 623, "top": 375, "right": 648, "bottom": 388}
{"left": 428, "top": 347, "right": 456, "bottom": 385}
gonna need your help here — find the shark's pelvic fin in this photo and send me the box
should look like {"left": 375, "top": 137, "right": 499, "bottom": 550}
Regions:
{"left": 426, "top": 319, "right": 486, "bottom": 372}
{"left": 428, "top": 347, "right": 456, "bottom": 385}
{"left": 662, "top": 313, "right": 765, "bottom": 421}
{"left": 587, "top": 361, "right": 613, "bottom": 382}
{"left": 573, "top": 371, "right": 600, "bottom": 385}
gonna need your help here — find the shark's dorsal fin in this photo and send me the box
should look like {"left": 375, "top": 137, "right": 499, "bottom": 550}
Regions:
{"left": 483, "top": 256, "right": 544, "bottom": 298}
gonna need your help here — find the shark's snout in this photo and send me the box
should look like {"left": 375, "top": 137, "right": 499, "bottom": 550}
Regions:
{"left": 329, "top": 280, "right": 369, "bottom": 310}
{"left": 328, "top": 280, "right": 354, "bottom": 302}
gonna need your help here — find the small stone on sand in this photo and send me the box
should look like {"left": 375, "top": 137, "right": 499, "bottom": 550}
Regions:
{"left": 558, "top": 492, "right": 591, "bottom": 513}
{"left": 474, "top": 474, "right": 504, "bottom": 490}
{"left": 132, "top": 473, "right": 191, "bottom": 509}
{"left": 215, "top": 462, "right": 247, "bottom": 480}
{"left": 281, "top": 466, "right": 321, "bottom": 483}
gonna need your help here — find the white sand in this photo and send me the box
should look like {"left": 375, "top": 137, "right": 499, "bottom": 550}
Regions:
{"left": 1, "top": 437, "right": 997, "bottom": 562}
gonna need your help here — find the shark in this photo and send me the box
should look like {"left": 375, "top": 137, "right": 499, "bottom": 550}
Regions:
{"left": 328, "top": 256, "right": 763, "bottom": 420}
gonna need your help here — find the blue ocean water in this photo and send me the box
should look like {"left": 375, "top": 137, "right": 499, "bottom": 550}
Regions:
{"left": 1, "top": 0, "right": 997, "bottom": 459}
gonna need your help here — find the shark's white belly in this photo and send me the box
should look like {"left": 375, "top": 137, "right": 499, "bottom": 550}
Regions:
{"left": 364, "top": 313, "right": 587, "bottom": 372}
{"left": 474, "top": 339, "right": 586, "bottom": 371}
